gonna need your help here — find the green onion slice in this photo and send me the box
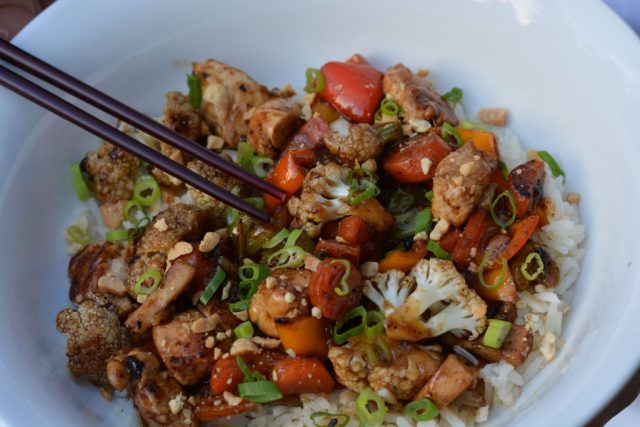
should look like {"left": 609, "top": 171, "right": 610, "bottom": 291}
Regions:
{"left": 414, "top": 207, "right": 432, "bottom": 235}
{"left": 70, "top": 162, "right": 91, "bottom": 201}
{"left": 482, "top": 319, "right": 513, "bottom": 349}
{"left": 262, "top": 228, "right": 290, "bottom": 249}
{"left": 498, "top": 160, "right": 510, "bottom": 179}
{"left": 134, "top": 268, "right": 162, "bottom": 295}
{"left": 305, "top": 67, "right": 326, "bottom": 93}
{"left": 241, "top": 155, "right": 273, "bottom": 179}
{"left": 245, "top": 196, "right": 265, "bottom": 210}
{"left": 236, "top": 356, "right": 263, "bottom": 381}
{"left": 490, "top": 190, "right": 517, "bottom": 228}
{"left": 186, "top": 74, "right": 202, "bottom": 108}
{"left": 441, "top": 122, "right": 464, "bottom": 147}
{"left": 521, "top": 252, "right": 544, "bottom": 281}
{"left": 364, "top": 310, "right": 385, "bottom": 338}
{"left": 348, "top": 169, "right": 380, "bottom": 206}
{"left": 477, "top": 249, "right": 508, "bottom": 289}
{"left": 377, "top": 121, "right": 404, "bottom": 143}
{"left": 123, "top": 200, "right": 145, "bottom": 223}
{"left": 406, "top": 398, "right": 439, "bottom": 422}
{"left": 425, "top": 190, "right": 434, "bottom": 202}
{"left": 442, "top": 87, "right": 463, "bottom": 104}
{"left": 427, "top": 240, "right": 451, "bottom": 260}
{"left": 237, "top": 380, "right": 282, "bottom": 403}
{"left": 537, "top": 150, "right": 565, "bottom": 178}
{"left": 284, "top": 229, "right": 302, "bottom": 248}
{"left": 66, "top": 225, "right": 91, "bottom": 245}
{"left": 225, "top": 207, "right": 240, "bottom": 227}
{"left": 234, "top": 321, "right": 255, "bottom": 339}
{"left": 132, "top": 175, "right": 161, "bottom": 207}
{"left": 310, "top": 411, "right": 350, "bottom": 427}
{"left": 392, "top": 210, "right": 417, "bottom": 240}
{"left": 356, "top": 389, "right": 387, "bottom": 427}
{"left": 331, "top": 259, "right": 352, "bottom": 296}
{"left": 380, "top": 98, "right": 401, "bottom": 116}
{"left": 199, "top": 265, "right": 226, "bottom": 305}
{"left": 239, "top": 263, "right": 269, "bottom": 283}
{"left": 459, "top": 120, "right": 486, "bottom": 131}
{"left": 237, "top": 142, "right": 254, "bottom": 162}
{"left": 105, "top": 228, "right": 129, "bottom": 242}
{"left": 333, "top": 305, "right": 367, "bottom": 345}
{"left": 267, "top": 245, "right": 305, "bottom": 269}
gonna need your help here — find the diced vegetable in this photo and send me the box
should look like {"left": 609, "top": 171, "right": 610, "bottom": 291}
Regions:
{"left": 489, "top": 190, "right": 517, "bottom": 228}
{"left": 441, "top": 123, "right": 464, "bottom": 147}
{"left": 500, "top": 215, "right": 540, "bottom": 261}
{"left": 310, "top": 412, "right": 351, "bottom": 427}
{"left": 263, "top": 150, "right": 314, "bottom": 210}
{"left": 356, "top": 389, "right": 387, "bottom": 427}
{"left": 199, "top": 265, "right": 226, "bottom": 305}
{"left": 537, "top": 150, "right": 565, "bottom": 178}
{"left": 132, "top": 175, "right": 161, "bottom": 207}
{"left": 450, "top": 209, "right": 494, "bottom": 266}
{"left": 406, "top": 398, "right": 439, "bottom": 422}
{"left": 70, "top": 162, "right": 91, "bottom": 201}
{"left": 234, "top": 321, "right": 254, "bottom": 339}
{"left": 305, "top": 67, "right": 326, "bottom": 93}
{"left": 378, "top": 242, "right": 428, "bottom": 273}
{"left": 456, "top": 128, "right": 498, "bottom": 158}
{"left": 337, "top": 215, "right": 369, "bottom": 246}
{"left": 186, "top": 74, "right": 202, "bottom": 108}
{"left": 482, "top": 319, "right": 513, "bottom": 349}
{"left": 315, "top": 239, "right": 361, "bottom": 265}
{"left": 209, "top": 353, "right": 284, "bottom": 396}
{"left": 508, "top": 159, "right": 545, "bottom": 218}
{"left": 67, "top": 225, "right": 91, "bottom": 244}
{"left": 427, "top": 240, "right": 451, "bottom": 260}
{"left": 194, "top": 396, "right": 254, "bottom": 421}
{"left": 382, "top": 133, "right": 453, "bottom": 183}
{"left": 133, "top": 268, "right": 162, "bottom": 295}
{"left": 276, "top": 315, "right": 331, "bottom": 357}
{"left": 318, "top": 61, "right": 383, "bottom": 123}
{"left": 309, "top": 258, "right": 363, "bottom": 320}
{"left": 272, "top": 357, "right": 335, "bottom": 394}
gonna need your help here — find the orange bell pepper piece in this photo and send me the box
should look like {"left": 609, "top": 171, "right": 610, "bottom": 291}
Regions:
{"left": 379, "top": 244, "right": 428, "bottom": 273}
{"left": 473, "top": 266, "right": 517, "bottom": 303}
{"left": 337, "top": 215, "right": 368, "bottom": 246}
{"left": 501, "top": 215, "right": 539, "bottom": 261}
{"left": 275, "top": 315, "right": 331, "bottom": 357}
{"left": 456, "top": 128, "right": 498, "bottom": 158}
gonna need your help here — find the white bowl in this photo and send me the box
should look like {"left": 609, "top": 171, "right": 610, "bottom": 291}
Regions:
{"left": 1, "top": 0, "right": 639, "bottom": 426}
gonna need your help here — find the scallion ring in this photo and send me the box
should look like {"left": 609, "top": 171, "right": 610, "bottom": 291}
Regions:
{"left": 245, "top": 196, "right": 265, "bottom": 210}
{"left": 225, "top": 207, "right": 240, "bottom": 227}
{"left": 123, "top": 200, "right": 145, "bottom": 223}
{"left": 537, "top": 150, "right": 565, "bottom": 178}
{"left": 477, "top": 249, "right": 508, "bottom": 289}
{"left": 239, "top": 263, "right": 269, "bottom": 283}
{"left": 186, "top": 74, "right": 202, "bottom": 108}
{"left": 237, "top": 380, "right": 282, "bottom": 403}
{"left": 425, "top": 190, "right": 434, "bottom": 202}
{"left": 380, "top": 98, "right": 400, "bottom": 116}
{"left": 310, "top": 411, "right": 350, "bottom": 427}
{"left": 66, "top": 225, "right": 91, "bottom": 245}
{"left": 331, "top": 259, "right": 352, "bottom": 296}
{"left": 348, "top": 180, "right": 380, "bottom": 206}
{"left": 414, "top": 207, "right": 432, "bottom": 235}
{"left": 237, "top": 142, "right": 254, "bottom": 162}
{"left": 70, "top": 162, "right": 91, "bottom": 201}
{"left": 364, "top": 310, "right": 385, "bottom": 338}
{"left": 333, "top": 305, "right": 367, "bottom": 345}
{"left": 234, "top": 321, "right": 254, "bottom": 339}
{"left": 132, "top": 175, "right": 161, "bottom": 207}
{"left": 441, "top": 122, "right": 464, "bottom": 147}
{"left": 356, "top": 389, "right": 387, "bottom": 427}
{"left": 459, "top": 120, "right": 486, "bottom": 131}
{"left": 521, "top": 252, "right": 544, "bottom": 281}
{"left": 262, "top": 228, "right": 290, "bottom": 249}
{"left": 490, "top": 190, "right": 517, "bottom": 228}
{"left": 199, "top": 265, "right": 226, "bottom": 305}
{"left": 267, "top": 245, "right": 305, "bottom": 269}
{"left": 406, "top": 398, "right": 439, "bottom": 422}
{"left": 284, "top": 228, "right": 303, "bottom": 248}
{"left": 427, "top": 240, "right": 451, "bottom": 260}
{"left": 133, "top": 268, "right": 162, "bottom": 295}
{"left": 105, "top": 228, "right": 129, "bottom": 242}
{"left": 305, "top": 67, "right": 326, "bottom": 93}
{"left": 377, "top": 121, "right": 404, "bottom": 143}
{"left": 482, "top": 319, "right": 513, "bottom": 349}
{"left": 241, "top": 155, "right": 274, "bottom": 178}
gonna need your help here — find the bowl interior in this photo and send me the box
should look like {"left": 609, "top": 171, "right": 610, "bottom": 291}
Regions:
{"left": 1, "top": 0, "right": 640, "bottom": 426}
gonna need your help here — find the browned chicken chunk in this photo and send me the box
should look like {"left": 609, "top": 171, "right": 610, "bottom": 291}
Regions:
{"left": 56, "top": 300, "right": 131, "bottom": 386}
{"left": 136, "top": 204, "right": 211, "bottom": 256}
{"left": 443, "top": 325, "right": 533, "bottom": 368}
{"left": 247, "top": 98, "right": 301, "bottom": 157}
{"left": 249, "top": 269, "right": 311, "bottom": 337}
{"left": 323, "top": 123, "right": 385, "bottom": 166}
{"left": 125, "top": 253, "right": 167, "bottom": 298}
{"left": 192, "top": 59, "right": 270, "bottom": 146}
{"left": 68, "top": 242, "right": 134, "bottom": 317}
{"left": 125, "top": 262, "right": 196, "bottom": 336}
{"left": 415, "top": 354, "right": 478, "bottom": 408}
{"left": 328, "top": 338, "right": 443, "bottom": 401}
{"left": 152, "top": 310, "right": 217, "bottom": 386}
{"left": 82, "top": 143, "right": 138, "bottom": 204}
{"left": 107, "top": 349, "right": 162, "bottom": 392}
{"left": 432, "top": 143, "right": 497, "bottom": 227}
{"left": 383, "top": 64, "right": 459, "bottom": 126}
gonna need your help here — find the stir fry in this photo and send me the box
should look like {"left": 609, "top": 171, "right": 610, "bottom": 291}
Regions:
{"left": 58, "top": 54, "right": 571, "bottom": 427}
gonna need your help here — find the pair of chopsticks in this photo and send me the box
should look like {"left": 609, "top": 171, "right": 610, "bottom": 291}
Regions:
{"left": 0, "top": 39, "right": 286, "bottom": 222}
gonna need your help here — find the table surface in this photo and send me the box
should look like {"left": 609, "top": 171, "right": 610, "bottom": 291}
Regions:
{"left": 0, "top": 0, "right": 638, "bottom": 426}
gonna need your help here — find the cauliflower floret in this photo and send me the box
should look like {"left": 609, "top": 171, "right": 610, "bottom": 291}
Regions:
{"left": 185, "top": 158, "right": 245, "bottom": 219}
{"left": 364, "top": 269, "right": 415, "bottom": 316}
{"left": 365, "top": 258, "right": 487, "bottom": 341}
{"left": 323, "top": 121, "right": 385, "bottom": 166}
{"left": 295, "top": 162, "right": 356, "bottom": 238}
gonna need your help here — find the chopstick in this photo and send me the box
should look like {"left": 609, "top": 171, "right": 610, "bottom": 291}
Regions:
{"left": 0, "top": 63, "right": 272, "bottom": 222}
{"left": 0, "top": 40, "right": 288, "bottom": 219}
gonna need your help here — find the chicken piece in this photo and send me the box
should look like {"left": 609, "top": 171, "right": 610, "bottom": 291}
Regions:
{"left": 247, "top": 98, "right": 302, "bottom": 157}
{"left": 185, "top": 159, "right": 244, "bottom": 220}
{"left": 125, "top": 262, "right": 196, "bottom": 336}
{"left": 152, "top": 310, "right": 217, "bottom": 386}
{"left": 328, "top": 337, "right": 443, "bottom": 402}
{"left": 68, "top": 242, "right": 134, "bottom": 317}
{"left": 192, "top": 59, "right": 270, "bottom": 146}
{"left": 125, "top": 253, "right": 167, "bottom": 298}
{"left": 432, "top": 143, "right": 497, "bottom": 227}
{"left": 56, "top": 300, "right": 131, "bottom": 386}
{"left": 249, "top": 269, "right": 311, "bottom": 337}
{"left": 136, "top": 204, "right": 211, "bottom": 256}
{"left": 82, "top": 142, "right": 138, "bottom": 203}
{"left": 382, "top": 64, "right": 459, "bottom": 126}
{"left": 323, "top": 122, "right": 385, "bottom": 166}
{"left": 415, "top": 354, "right": 478, "bottom": 408}
{"left": 135, "top": 371, "right": 198, "bottom": 427}
{"left": 107, "top": 349, "right": 162, "bottom": 392}
{"left": 442, "top": 325, "right": 533, "bottom": 368}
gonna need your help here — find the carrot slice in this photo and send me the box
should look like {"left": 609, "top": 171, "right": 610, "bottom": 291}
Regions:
{"left": 337, "top": 215, "right": 368, "bottom": 246}
{"left": 451, "top": 210, "right": 494, "bottom": 266}
{"left": 382, "top": 133, "right": 453, "bottom": 183}
{"left": 273, "top": 357, "right": 335, "bottom": 394}
{"left": 276, "top": 316, "right": 331, "bottom": 357}
{"left": 209, "top": 353, "right": 284, "bottom": 395}
{"left": 315, "top": 239, "right": 361, "bottom": 265}
{"left": 379, "top": 243, "right": 428, "bottom": 273}
{"left": 501, "top": 215, "right": 539, "bottom": 261}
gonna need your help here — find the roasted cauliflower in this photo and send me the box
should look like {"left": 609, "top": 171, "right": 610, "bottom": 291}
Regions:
{"left": 364, "top": 258, "right": 487, "bottom": 341}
